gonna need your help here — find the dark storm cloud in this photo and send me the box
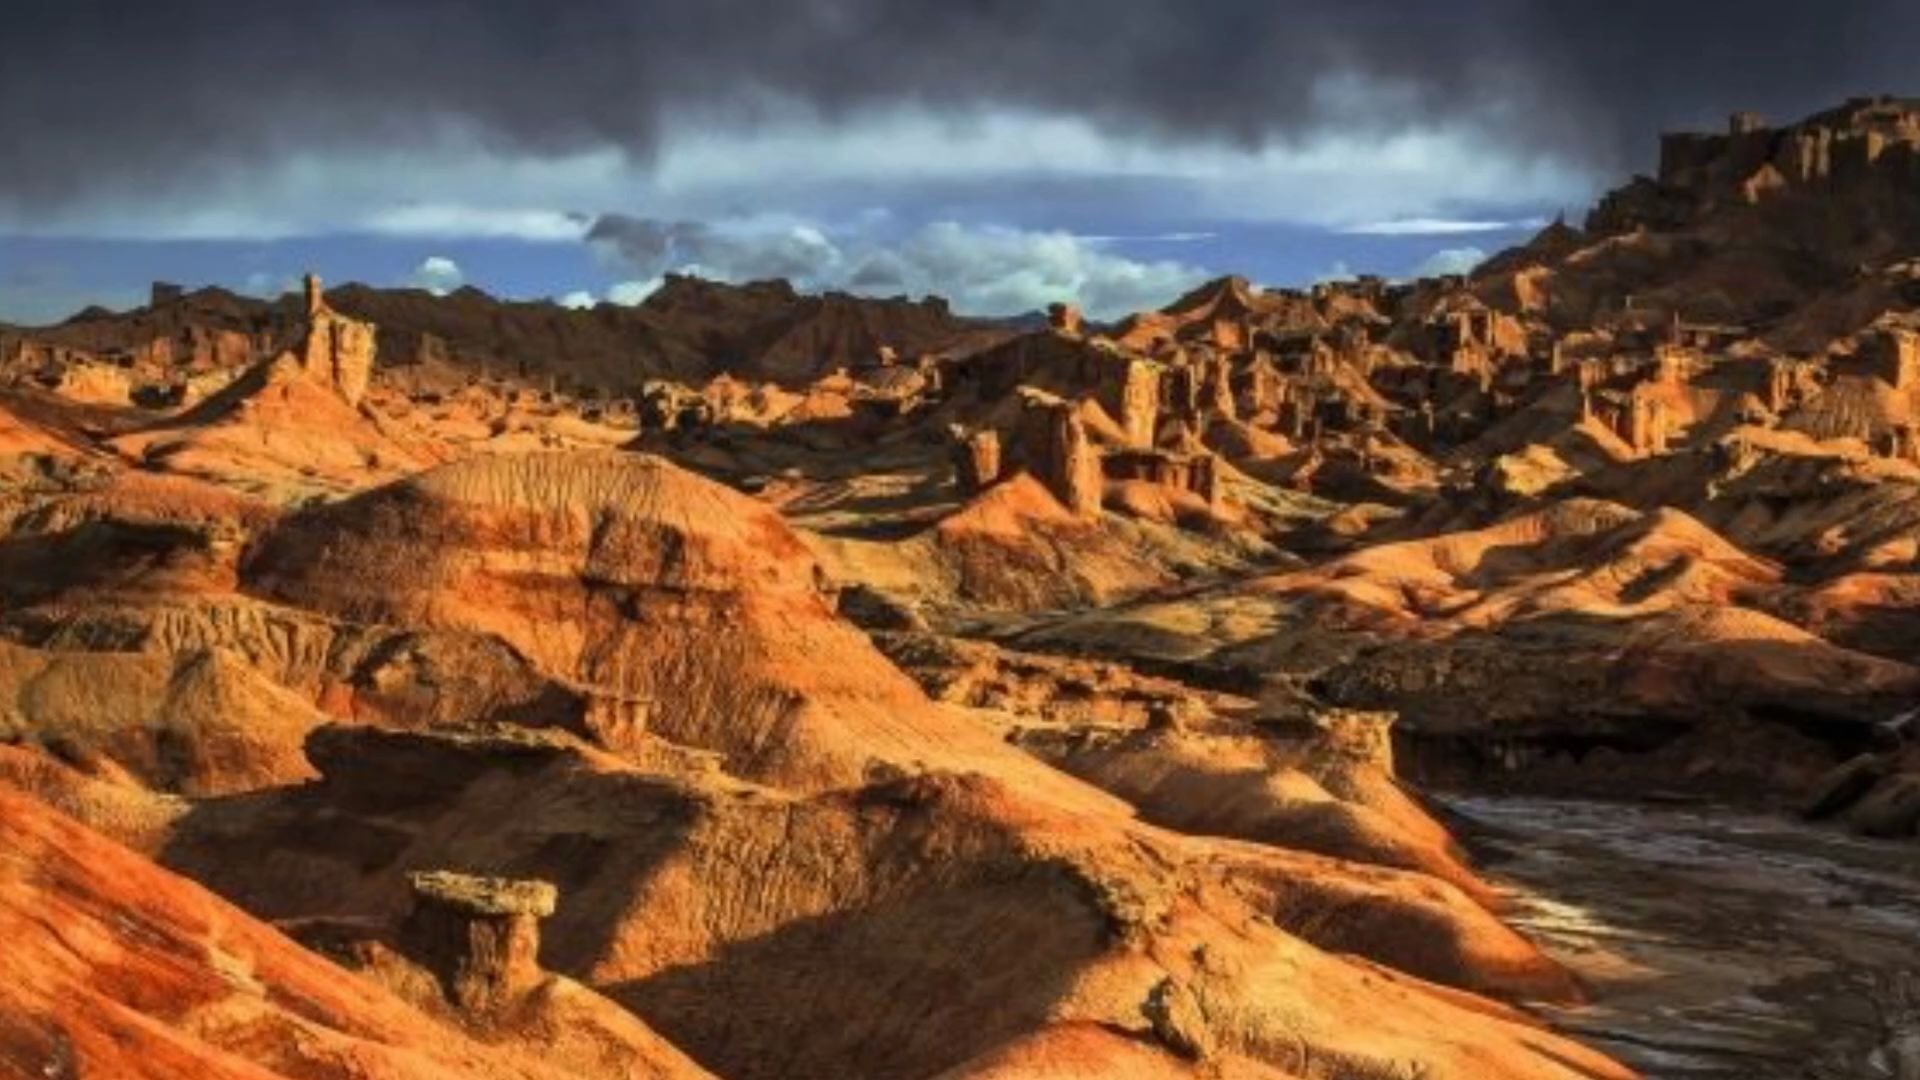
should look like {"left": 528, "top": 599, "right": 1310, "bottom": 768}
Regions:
{"left": 2, "top": 0, "right": 1916, "bottom": 209}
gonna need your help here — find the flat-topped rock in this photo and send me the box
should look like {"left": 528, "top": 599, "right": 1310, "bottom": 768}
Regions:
{"left": 402, "top": 868, "right": 559, "bottom": 1014}
{"left": 410, "top": 871, "right": 558, "bottom": 918}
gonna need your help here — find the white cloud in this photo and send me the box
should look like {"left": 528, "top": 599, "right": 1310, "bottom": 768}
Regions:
{"left": 1342, "top": 216, "right": 1547, "bottom": 236}
{"left": 370, "top": 206, "right": 591, "bottom": 242}
{"left": 240, "top": 271, "right": 303, "bottom": 300}
{"left": 410, "top": 255, "right": 464, "bottom": 295}
{"left": 589, "top": 217, "right": 846, "bottom": 285}
{"left": 873, "top": 222, "right": 1204, "bottom": 317}
{"left": 590, "top": 216, "right": 1207, "bottom": 319}
{"left": 648, "top": 107, "right": 1592, "bottom": 230}
{"left": 555, "top": 290, "right": 597, "bottom": 309}
{"left": 1075, "top": 231, "right": 1218, "bottom": 244}
{"left": 1313, "top": 260, "right": 1356, "bottom": 284}
{"left": 606, "top": 278, "right": 664, "bottom": 305}
{"left": 1412, "top": 246, "right": 1488, "bottom": 277}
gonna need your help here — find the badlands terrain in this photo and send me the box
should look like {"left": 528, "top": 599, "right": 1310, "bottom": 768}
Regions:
{"left": 5, "top": 98, "right": 1920, "bottom": 1079}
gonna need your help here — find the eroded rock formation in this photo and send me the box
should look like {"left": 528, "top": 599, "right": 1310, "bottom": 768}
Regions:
{"left": 402, "top": 871, "right": 558, "bottom": 1014}
{"left": 13, "top": 93, "right": 1920, "bottom": 1080}
{"left": 299, "top": 273, "right": 377, "bottom": 407}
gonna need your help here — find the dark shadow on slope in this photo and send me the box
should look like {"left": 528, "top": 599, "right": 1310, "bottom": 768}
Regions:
{"left": 606, "top": 867, "right": 1108, "bottom": 1080}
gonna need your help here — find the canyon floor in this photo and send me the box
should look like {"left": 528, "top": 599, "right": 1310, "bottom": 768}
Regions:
{"left": 1456, "top": 795, "right": 1920, "bottom": 1078}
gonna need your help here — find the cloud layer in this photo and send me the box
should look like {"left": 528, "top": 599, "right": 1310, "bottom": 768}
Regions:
{"left": 584, "top": 216, "right": 1206, "bottom": 319}
{"left": 2, "top": 1, "right": 1915, "bottom": 222}
{"left": 4, "top": 2, "right": 1913, "bottom": 320}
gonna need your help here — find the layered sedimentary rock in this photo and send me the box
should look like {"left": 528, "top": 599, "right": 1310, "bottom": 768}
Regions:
{"left": 0, "top": 785, "right": 610, "bottom": 1080}
{"left": 136, "top": 722, "right": 1614, "bottom": 1080}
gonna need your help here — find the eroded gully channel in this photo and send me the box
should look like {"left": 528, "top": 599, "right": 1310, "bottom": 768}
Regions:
{"left": 1445, "top": 795, "right": 1920, "bottom": 1079}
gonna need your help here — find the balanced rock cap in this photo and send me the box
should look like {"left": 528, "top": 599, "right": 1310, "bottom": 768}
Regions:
{"left": 409, "top": 870, "right": 559, "bottom": 917}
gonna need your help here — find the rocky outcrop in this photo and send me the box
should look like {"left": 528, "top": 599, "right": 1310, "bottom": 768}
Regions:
{"left": 951, "top": 426, "right": 1003, "bottom": 493}
{"left": 145, "top": 723, "right": 1620, "bottom": 1080}
{"left": 1047, "top": 302, "right": 1083, "bottom": 337}
{"left": 0, "top": 641, "right": 326, "bottom": 796}
{"left": 403, "top": 871, "right": 559, "bottom": 1014}
{"left": 1117, "top": 356, "right": 1161, "bottom": 447}
{"left": 300, "top": 273, "right": 378, "bottom": 406}
{"left": 1018, "top": 392, "right": 1103, "bottom": 517}
{"left": 241, "top": 451, "right": 1109, "bottom": 795}
{"left": 1650, "top": 97, "right": 1920, "bottom": 218}
{"left": 0, "top": 784, "right": 586, "bottom": 1079}
{"left": 1103, "top": 447, "right": 1221, "bottom": 508}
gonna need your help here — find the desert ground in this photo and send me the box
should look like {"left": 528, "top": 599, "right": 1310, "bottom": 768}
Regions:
{"left": 5, "top": 98, "right": 1920, "bottom": 1079}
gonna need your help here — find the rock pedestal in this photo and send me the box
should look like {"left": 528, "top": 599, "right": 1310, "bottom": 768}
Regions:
{"left": 401, "top": 871, "right": 557, "bottom": 1014}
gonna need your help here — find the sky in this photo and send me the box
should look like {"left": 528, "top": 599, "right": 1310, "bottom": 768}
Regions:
{"left": 2, "top": 1, "right": 1917, "bottom": 325}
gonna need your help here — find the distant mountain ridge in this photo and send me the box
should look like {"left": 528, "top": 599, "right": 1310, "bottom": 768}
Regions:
{"left": 1, "top": 272, "right": 1016, "bottom": 392}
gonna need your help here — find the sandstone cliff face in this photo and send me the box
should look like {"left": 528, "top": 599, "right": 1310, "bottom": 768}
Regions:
{"left": 951, "top": 427, "right": 1002, "bottom": 493}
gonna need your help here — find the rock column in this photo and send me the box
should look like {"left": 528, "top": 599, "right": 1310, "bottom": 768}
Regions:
{"left": 1023, "top": 399, "right": 1102, "bottom": 517}
{"left": 402, "top": 871, "right": 557, "bottom": 1014}
{"left": 951, "top": 427, "right": 1003, "bottom": 493}
{"left": 1118, "top": 360, "right": 1160, "bottom": 447}
{"left": 296, "top": 271, "right": 377, "bottom": 407}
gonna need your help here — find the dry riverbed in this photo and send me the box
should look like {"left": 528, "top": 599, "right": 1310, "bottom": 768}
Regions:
{"left": 1449, "top": 796, "right": 1920, "bottom": 1080}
